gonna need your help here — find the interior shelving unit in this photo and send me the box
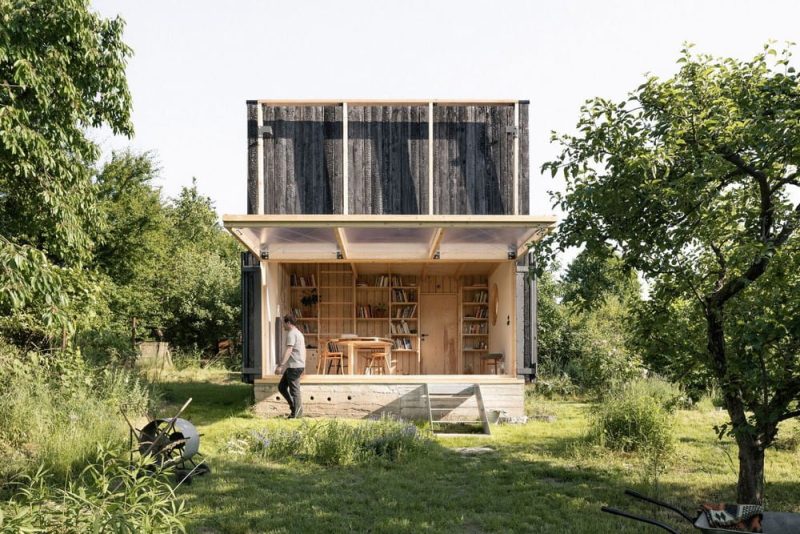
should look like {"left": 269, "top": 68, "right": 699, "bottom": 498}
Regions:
{"left": 285, "top": 265, "right": 422, "bottom": 375}
{"left": 389, "top": 274, "right": 419, "bottom": 374}
{"left": 284, "top": 265, "right": 506, "bottom": 376}
{"left": 461, "top": 276, "right": 489, "bottom": 374}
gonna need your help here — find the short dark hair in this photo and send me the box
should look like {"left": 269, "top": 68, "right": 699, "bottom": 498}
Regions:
{"left": 283, "top": 314, "right": 296, "bottom": 326}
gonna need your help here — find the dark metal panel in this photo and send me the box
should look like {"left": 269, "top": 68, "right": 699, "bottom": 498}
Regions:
{"left": 241, "top": 252, "right": 261, "bottom": 383}
{"left": 516, "top": 254, "right": 537, "bottom": 380}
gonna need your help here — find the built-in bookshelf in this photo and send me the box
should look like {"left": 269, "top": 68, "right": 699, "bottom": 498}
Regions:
{"left": 461, "top": 277, "right": 489, "bottom": 373}
{"left": 389, "top": 275, "right": 419, "bottom": 373}
{"left": 285, "top": 266, "right": 421, "bottom": 374}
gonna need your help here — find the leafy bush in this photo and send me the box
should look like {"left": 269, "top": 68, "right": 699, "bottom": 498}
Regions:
{"left": 590, "top": 380, "right": 675, "bottom": 454}
{"left": 226, "top": 418, "right": 430, "bottom": 466}
{"left": 0, "top": 342, "right": 153, "bottom": 481}
{"left": 0, "top": 448, "right": 187, "bottom": 533}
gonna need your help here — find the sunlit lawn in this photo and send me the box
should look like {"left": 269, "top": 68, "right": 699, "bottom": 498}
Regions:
{"left": 157, "top": 371, "right": 800, "bottom": 533}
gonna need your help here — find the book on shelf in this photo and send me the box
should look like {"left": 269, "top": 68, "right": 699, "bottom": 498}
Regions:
{"left": 464, "top": 323, "right": 488, "bottom": 334}
{"left": 393, "top": 337, "right": 413, "bottom": 350}
{"left": 393, "top": 304, "right": 416, "bottom": 318}
{"left": 290, "top": 273, "right": 316, "bottom": 287}
{"left": 472, "top": 291, "right": 488, "bottom": 303}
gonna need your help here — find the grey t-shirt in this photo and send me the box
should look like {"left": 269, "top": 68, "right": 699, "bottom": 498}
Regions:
{"left": 285, "top": 327, "right": 306, "bottom": 368}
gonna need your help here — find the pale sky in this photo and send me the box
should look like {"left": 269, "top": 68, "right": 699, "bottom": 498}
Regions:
{"left": 91, "top": 0, "right": 799, "bottom": 220}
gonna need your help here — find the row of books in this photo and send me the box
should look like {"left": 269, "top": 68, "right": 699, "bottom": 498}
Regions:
{"left": 290, "top": 274, "right": 317, "bottom": 287}
{"left": 391, "top": 275, "right": 415, "bottom": 287}
{"left": 356, "top": 304, "right": 386, "bottom": 318}
{"left": 467, "top": 308, "right": 488, "bottom": 319}
{"left": 392, "top": 289, "right": 416, "bottom": 302}
{"left": 471, "top": 291, "right": 489, "bottom": 303}
{"left": 464, "top": 323, "right": 488, "bottom": 334}
{"left": 390, "top": 321, "right": 413, "bottom": 334}
{"left": 394, "top": 338, "right": 413, "bottom": 350}
{"left": 393, "top": 304, "right": 417, "bottom": 318}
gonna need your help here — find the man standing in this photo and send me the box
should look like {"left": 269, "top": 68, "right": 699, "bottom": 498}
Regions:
{"left": 276, "top": 314, "right": 305, "bottom": 418}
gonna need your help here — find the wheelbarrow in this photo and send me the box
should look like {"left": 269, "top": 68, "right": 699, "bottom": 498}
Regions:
{"left": 601, "top": 489, "right": 800, "bottom": 533}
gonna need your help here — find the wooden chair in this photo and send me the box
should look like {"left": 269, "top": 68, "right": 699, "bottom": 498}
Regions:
{"left": 318, "top": 341, "right": 346, "bottom": 374}
{"left": 364, "top": 347, "right": 395, "bottom": 375}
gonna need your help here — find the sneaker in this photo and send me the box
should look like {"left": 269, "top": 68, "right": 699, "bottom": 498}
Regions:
{"left": 294, "top": 407, "right": 304, "bottom": 419}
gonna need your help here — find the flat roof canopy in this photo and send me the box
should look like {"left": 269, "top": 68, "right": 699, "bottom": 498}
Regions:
{"left": 223, "top": 215, "right": 556, "bottom": 262}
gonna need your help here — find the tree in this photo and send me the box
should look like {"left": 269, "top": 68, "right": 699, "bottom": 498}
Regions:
{"left": 540, "top": 44, "right": 800, "bottom": 503}
{"left": 160, "top": 183, "right": 240, "bottom": 351}
{"left": 0, "top": 0, "right": 132, "bottom": 342}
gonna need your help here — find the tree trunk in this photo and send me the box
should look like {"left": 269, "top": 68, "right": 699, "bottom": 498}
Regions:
{"left": 735, "top": 431, "right": 765, "bottom": 504}
{"left": 705, "top": 303, "right": 765, "bottom": 504}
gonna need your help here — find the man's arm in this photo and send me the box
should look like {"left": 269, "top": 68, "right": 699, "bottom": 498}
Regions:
{"left": 276, "top": 346, "right": 292, "bottom": 373}
{"left": 276, "top": 330, "right": 294, "bottom": 373}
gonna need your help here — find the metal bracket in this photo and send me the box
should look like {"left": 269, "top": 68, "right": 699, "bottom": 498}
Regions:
{"left": 433, "top": 250, "right": 440, "bottom": 260}
{"left": 507, "top": 249, "right": 517, "bottom": 260}
{"left": 336, "top": 250, "right": 343, "bottom": 260}
{"left": 260, "top": 248, "right": 269, "bottom": 260}
{"left": 258, "top": 125, "right": 273, "bottom": 138}
{"left": 505, "top": 125, "right": 518, "bottom": 136}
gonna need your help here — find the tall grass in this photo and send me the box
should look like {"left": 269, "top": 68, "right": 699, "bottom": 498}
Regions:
{"left": 0, "top": 448, "right": 187, "bottom": 533}
{"left": 226, "top": 418, "right": 431, "bottom": 466}
{"left": 0, "top": 341, "right": 153, "bottom": 483}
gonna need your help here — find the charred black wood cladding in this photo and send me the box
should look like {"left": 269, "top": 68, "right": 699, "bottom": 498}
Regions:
{"left": 247, "top": 102, "right": 529, "bottom": 215}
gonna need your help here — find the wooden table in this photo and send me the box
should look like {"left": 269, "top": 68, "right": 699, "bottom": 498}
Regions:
{"left": 331, "top": 337, "right": 393, "bottom": 375}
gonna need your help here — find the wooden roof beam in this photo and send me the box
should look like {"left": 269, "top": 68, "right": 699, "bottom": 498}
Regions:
{"left": 428, "top": 228, "right": 444, "bottom": 260}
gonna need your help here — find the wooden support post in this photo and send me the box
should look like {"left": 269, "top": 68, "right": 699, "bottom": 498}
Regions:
{"left": 256, "top": 103, "right": 264, "bottom": 215}
{"left": 261, "top": 262, "right": 271, "bottom": 377}
{"left": 513, "top": 102, "right": 519, "bottom": 216}
{"left": 342, "top": 102, "right": 349, "bottom": 215}
{"left": 428, "top": 101, "right": 434, "bottom": 215}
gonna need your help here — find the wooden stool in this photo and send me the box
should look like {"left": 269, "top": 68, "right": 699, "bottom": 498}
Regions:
{"left": 318, "top": 341, "right": 346, "bottom": 374}
{"left": 480, "top": 353, "right": 503, "bottom": 374}
{"left": 365, "top": 349, "right": 394, "bottom": 375}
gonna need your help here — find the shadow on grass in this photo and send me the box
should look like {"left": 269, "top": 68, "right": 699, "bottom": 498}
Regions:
{"left": 176, "top": 433, "right": 723, "bottom": 534}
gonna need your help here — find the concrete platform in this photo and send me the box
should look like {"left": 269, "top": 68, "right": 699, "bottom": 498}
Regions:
{"left": 253, "top": 375, "right": 524, "bottom": 419}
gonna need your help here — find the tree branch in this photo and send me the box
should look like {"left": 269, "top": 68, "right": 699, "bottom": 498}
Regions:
{"left": 721, "top": 151, "right": 773, "bottom": 241}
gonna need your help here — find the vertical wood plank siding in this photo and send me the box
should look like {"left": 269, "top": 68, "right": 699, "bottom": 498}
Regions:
{"left": 247, "top": 103, "right": 525, "bottom": 215}
{"left": 246, "top": 102, "right": 259, "bottom": 214}
{"left": 518, "top": 102, "right": 530, "bottom": 215}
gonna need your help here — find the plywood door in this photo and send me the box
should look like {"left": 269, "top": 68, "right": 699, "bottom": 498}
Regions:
{"left": 420, "top": 294, "right": 458, "bottom": 374}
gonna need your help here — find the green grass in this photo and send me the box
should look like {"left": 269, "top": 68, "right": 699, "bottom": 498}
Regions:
{"left": 155, "top": 371, "right": 800, "bottom": 533}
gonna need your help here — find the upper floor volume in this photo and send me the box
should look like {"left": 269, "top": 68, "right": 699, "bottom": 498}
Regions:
{"left": 247, "top": 100, "right": 530, "bottom": 216}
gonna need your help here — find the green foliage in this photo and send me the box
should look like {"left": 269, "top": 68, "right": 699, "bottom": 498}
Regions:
{"left": 0, "top": 340, "right": 152, "bottom": 481}
{"left": 89, "top": 153, "right": 241, "bottom": 355}
{"left": 536, "top": 264, "right": 642, "bottom": 394}
{"left": 541, "top": 43, "right": 800, "bottom": 501}
{"left": 0, "top": 449, "right": 187, "bottom": 533}
{"left": 227, "top": 418, "right": 431, "bottom": 466}
{"left": 0, "top": 0, "right": 133, "bottom": 339}
{"left": 590, "top": 379, "right": 676, "bottom": 454}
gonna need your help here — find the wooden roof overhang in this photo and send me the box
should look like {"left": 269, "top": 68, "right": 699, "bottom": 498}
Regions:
{"left": 223, "top": 214, "right": 556, "bottom": 263}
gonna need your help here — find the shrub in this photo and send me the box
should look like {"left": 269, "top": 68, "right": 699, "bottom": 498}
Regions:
{"left": 226, "top": 418, "right": 430, "bottom": 466}
{"left": 590, "top": 380, "right": 675, "bottom": 454}
{"left": 0, "top": 448, "right": 187, "bottom": 533}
